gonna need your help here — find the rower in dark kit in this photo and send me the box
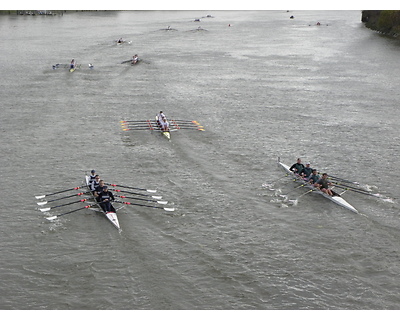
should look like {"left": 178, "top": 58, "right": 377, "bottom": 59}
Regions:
{"left": 315, "top": 173, "right": 335, "bottom": 196}
{"left": 88, "top": 170, "right": 96, "bottom": 186}
{"left": 96, "top": 185, "right": 116, "bottom": 212}
{"left": 90, "top": 175, "right": 101, "bottom": 192}
{"left": 94, "top": 179, "right": 106, "bottom": 197}
{"left": 289, "top": 158, "right": 305, "bottom": 175}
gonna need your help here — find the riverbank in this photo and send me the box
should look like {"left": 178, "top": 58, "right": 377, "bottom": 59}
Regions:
{"left": 362, "top": 10, "right": 400, "bottom": 37}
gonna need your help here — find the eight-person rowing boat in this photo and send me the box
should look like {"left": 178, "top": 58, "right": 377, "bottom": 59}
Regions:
{"left": 277, "top": 158, "right": 359, "bottom": 213}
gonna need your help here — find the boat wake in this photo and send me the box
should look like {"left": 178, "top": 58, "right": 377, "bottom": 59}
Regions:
{"left": 261, "top": 183, "right": 298, "bottom": 208}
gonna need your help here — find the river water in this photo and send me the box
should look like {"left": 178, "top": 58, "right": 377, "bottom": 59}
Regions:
{"left": 1, "top": 10, "right": 399, "bottom": 310}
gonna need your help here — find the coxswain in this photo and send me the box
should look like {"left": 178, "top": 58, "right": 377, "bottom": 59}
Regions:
{"left": 96, "top": 185, "right": 115, "bottom": 212}
{"left": 315, "top": 173, "right": 334, "bottom": 196}
{"left": 289, "top": 158, "right": 305, "bottom": 175}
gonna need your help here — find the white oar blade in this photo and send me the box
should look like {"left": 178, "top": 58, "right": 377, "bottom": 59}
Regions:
{"left": 35, "top": 195, "right": 46, "bottom": 199}
{"left": 157, "top": 201, "right": 168, "bottom": 205}
{"left": 147, "top": 189, "right": 157, "bottom": 193}
{"left": 39, "top": 207, "right": 51, "bottom": 212}
{"left": 46, "top": 216, "right": 58, "bottom": 221}
{"left": 37, "top": 201, "right": 48, "bottom": 206}
{"left": 164, "top": 207, "right": 175, "bottom": 212}
{"left": 152, "top": 195, "right": 162, "bottom": 200}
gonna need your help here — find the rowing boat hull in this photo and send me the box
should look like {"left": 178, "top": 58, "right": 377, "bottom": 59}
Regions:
{"left": 277, "top": 159, "right": 358, "bottom": 213}
{"left": 85, "top": 176, "right": 121, "bottom": 230}
{"left": 156, "top": 116, "right": 171, "bottom": 140}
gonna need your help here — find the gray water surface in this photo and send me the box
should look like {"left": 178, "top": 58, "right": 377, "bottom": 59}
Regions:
{"left": 1, "top": 10, "right": 399, "bottom": 310}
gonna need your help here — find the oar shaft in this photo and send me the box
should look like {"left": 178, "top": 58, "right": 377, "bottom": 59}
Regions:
{"left": 46, "top": 204, "right": 93, "bottom": 220}
{"left": 43, "top": 198, "right": 89, "bottom": 210}
{"left": 108, "top": 188, "right": 160, "bottom": 198}
{"left": 106, "top": 183, "right": 156, "bottom": 192}
{"left": 331, "top": 182, "right": 368, "bottom": 192}
{"left": 35, "top": 185, "right": 85, "bottom": 198}
{"left": 120, "top": 120, "right": 154, "bottom": 123}
{"left": 114, "top": 200, "right": 174, "bottom": 211}
{"left": 333, "top": 185, "right": 379, "bottom": 197}
{"left": 40, "top": 191, "right": 88, "bottom": 204}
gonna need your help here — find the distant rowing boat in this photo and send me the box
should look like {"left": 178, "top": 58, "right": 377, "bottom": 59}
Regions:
{"left": 52, "top": 63, "right": 93, "bottom": 70}
{"left": 277, "top": 158, "right": 359, "bottom": 213}
{"left": 120, "top": 117, "right": 204, "bottom": 141}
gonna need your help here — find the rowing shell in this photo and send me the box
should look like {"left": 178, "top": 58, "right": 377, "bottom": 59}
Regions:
{"left": 85, "top": 176, "right": 121, "bottom": 230}
{"left": 277, "top": 159, "right": 358, "bottom": 214}
{"left": 156, "top": 117, "right": 171, "bottom": 140}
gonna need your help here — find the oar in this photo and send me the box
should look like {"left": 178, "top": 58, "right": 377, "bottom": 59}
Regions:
{"left": 37, "top": 191, "right": 90, "bottom": 206}
{"left": 171, "top": 125, "right": 204, "bottom": 129}
{"left": 171, "top": 127, "right": 205, "bottom": 131}
{"left": 121, "top": 124, "right": 155, "bottom": 128}
{"left": 170, "top": 120, "right": 199, "bottom": 123}
{"left": 121, "top": 59, "right": 133, "bottom": 64}
{"left": 271, "top": 173, "right": 290, "bottom": 184}
{"left": 45, "top": 204, "right": 94, "bottom": 221}
{"left": 330, "top": 181, "right": 371, "bottom": 193}
{"left": 39, "top": 198, "right": 89, "bottom": 212}
{"left": 322, "top": 174, "right": 358, "bottom": 185}
{"left": 106, "top": 183, "right": 157, "bottom": 193}
{"left": 115, "top": 194, "right": 167, "bottom": 204}
{"left": 108, "top": 188, "right": 162, "bottom": 199}
{"left": 114, "top": 200, "right": 175, "bottom": 211}
{"left": 122, "top": 128, "right": 156, "bottom": 131}
{"left": 333, "top": 184, "right": 382, "bottom": 198}
{"left": 290, "top": 189, "right": 314, "bottom": 206}
{"left": 35, "top": 185, "right": 85, "bottom": 199}
{"left": 120, "top": 120, "right": 154, "bottom": 123}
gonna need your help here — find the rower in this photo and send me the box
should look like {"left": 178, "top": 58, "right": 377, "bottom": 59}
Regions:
{"left": 289, "top": 158, "right": 305, "bottom": 175}
{"left": 315, "top": 173, "right": 334, "bottom": 196}
{"left": 94, "top": 179, "right": 105, "bottom": 197}
{"left": 70, "top": 59, "right": 75, "bottom": 69}
{"left": 157, "top": 111, "right": 166, "bottom": 122}
{"left": 88, "top": 170, "right": 97, "bottom": 186}
{"left": 131, "top": 54, "right": 139, "bottom": 65}
{"left": 96, "top": 185, "right": 115, "bottom": 212}
{"left": 299, "top": 162, "right": 313, "bottom": 179}
{"left": 90, "top": 175, "right": 101, "bottom": 193}
{"left": 308, "top": 169, "right": 320, "bottom": 185}
{"left": 117, "top": 38, "right": 123, "bottom": 43}
{"left": 161, "top": 116, "right": 169, "bottom": 131}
